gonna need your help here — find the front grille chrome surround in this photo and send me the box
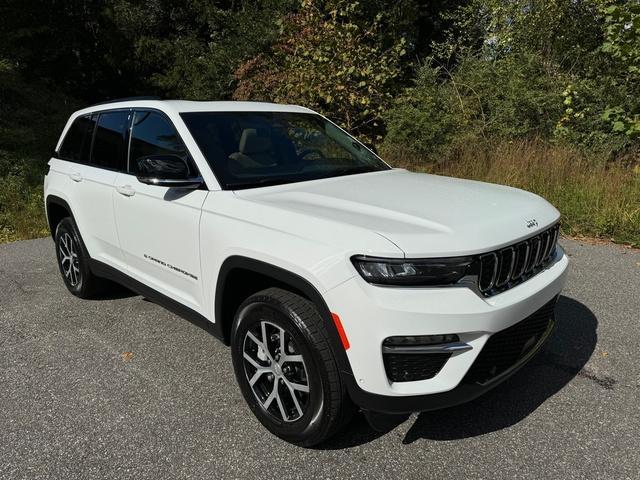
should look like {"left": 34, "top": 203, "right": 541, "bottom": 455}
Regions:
{"left": 476, "top": 223, "right": 560, "bottom": 297}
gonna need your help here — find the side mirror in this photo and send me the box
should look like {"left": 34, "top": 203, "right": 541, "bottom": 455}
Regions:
{"left": 135, "top": 154, "right": 203, "bottom": 189}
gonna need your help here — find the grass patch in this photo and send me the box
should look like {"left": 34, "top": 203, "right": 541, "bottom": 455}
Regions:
{"left": 384, "top": 139, "right": 640, "bottom": 248}
{"left": 0, "top": 166, "right": 49, "bottom": 243}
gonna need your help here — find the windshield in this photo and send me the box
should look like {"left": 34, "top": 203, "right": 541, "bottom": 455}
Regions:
{"left": 180, "top": 111, "right": 390, "bottom": 189}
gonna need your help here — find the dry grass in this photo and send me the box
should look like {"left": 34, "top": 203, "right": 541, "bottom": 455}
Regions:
{"left": 384, "top": 139, "right": 640, "bottom": 247}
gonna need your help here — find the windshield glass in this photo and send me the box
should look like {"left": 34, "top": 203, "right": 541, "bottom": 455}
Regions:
{"left": 180, "top": 111, "right": 390, "bottom": 189}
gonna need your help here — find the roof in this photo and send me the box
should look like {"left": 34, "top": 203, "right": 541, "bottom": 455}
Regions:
{"left": 72, "top": 99, "right": 316, "bottom": 117}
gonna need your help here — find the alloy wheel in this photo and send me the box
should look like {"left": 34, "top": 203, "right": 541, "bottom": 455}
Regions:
{"left": 242, "top": 320, "right": 310, "bottom": 422}
{"left": 59, "top": 232, "right": 80, "bottom": 287}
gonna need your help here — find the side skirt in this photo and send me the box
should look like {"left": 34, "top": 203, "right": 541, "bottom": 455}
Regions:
{"left": 89, "top": 259, "right": 223, "bottom": 342}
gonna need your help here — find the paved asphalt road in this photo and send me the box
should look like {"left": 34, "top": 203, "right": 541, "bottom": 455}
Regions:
{"left": 1, "top": 237, "right": 639, "bottom": 479}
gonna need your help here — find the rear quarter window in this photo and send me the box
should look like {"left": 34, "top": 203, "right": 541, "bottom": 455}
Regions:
{"left": 58, "top": 115, "right": 92, "bottom": 162}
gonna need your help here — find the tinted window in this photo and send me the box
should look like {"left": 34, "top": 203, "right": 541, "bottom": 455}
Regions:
{"left": 91, "top": 111, "right": 129, "bottom": 170}
{"left": 59, "top": 115, "right": 91, "bottom": 162}
{"left": 129, "top": 111, "right": 189, "bottom": 175}
{"left": 181, "top": 112, "right": 388, "bottom": 189}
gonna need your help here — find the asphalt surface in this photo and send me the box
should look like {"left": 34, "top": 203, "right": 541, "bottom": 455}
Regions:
{"left": 1, "top": 237, "right": 639, "bottom": 479}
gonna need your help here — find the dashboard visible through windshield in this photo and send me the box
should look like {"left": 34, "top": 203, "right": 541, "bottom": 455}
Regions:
{"left": 180, "top": 111, "right": 390, "bottom": 189}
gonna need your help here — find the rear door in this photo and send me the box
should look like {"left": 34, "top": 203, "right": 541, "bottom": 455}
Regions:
{"left": 57, "top": 110, "right": 130, "bottom": 270}
{"left": 112, "top": 109, "right": 208, "bottom": 312}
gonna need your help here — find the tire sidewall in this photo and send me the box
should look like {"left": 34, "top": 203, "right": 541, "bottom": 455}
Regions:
{"left": 231, "top": 296, "right": 331, "bottom": 444}
{"left": 54, "top": 218, "right": 90, "bottom": 296}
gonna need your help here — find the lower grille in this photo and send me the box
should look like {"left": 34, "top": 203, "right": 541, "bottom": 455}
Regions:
{"left": 383, "top": 352, "right": 450, "bottom": 382}
{"left": 463, "top": 297, "right": 557, "bottom": 384}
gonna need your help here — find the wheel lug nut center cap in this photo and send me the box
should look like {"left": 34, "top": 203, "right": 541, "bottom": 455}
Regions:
{"left": 273, "top": 364, "right": 282, "bottom": 376}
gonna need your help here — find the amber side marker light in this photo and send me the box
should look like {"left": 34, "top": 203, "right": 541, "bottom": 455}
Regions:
{"left": 331, "top": 313, "right": 350, "bottom": 350}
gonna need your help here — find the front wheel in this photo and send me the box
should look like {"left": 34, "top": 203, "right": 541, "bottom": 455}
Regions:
{"left": 230, "top": 288, "right": 353, "bottom": 446}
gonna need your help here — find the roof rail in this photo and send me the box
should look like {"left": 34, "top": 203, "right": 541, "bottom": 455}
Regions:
{"left": 89, "top": 96, "right": 162, "bottom": 107}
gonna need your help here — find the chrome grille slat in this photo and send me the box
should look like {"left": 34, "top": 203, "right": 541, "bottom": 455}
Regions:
{"left": 479, "top": 252, "right": 499, "bottom": 293}
{"left": 496, "top": 247, "right": 515, "bottom": 287}
{"left": 477, "top": 223, "right": 560, "bottom": 297}
{"left": 544, "top": 230, "right": 552, "bottom": 261}
{"left": 512, "top": 242, "right": 529, "bottom": 279}
{"left": 535, "top": 232, "right": 547, "bottom": 267}
{"left": 548, "top": 225, "right": 559, "bottom": 260}
{"left": 526, "top": 237, "right": 541, "bottom": 273}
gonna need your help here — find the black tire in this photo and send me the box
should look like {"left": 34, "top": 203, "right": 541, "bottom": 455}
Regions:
{"left": 231, "top": 287, "right": 354, "bottom": 447}
{"left": 54, "top": 217, "right": 109, "bottom": 298}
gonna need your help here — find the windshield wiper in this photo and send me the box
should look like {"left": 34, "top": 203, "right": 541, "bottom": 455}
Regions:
{"left": 331, "top": 165, "right": 380, "bottom": 177}
{"left": 225, "top": 177, "right": 291, "bottom": 190}
{"left": 225, "top": 165, "right": 382, "bottom": 190}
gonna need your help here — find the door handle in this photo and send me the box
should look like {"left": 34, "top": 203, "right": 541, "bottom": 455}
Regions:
{"left": 116, "top": 185, "right": 136, "bottom": 197}
{"left": 69, "top": 172, "right": 83, "bottom": 182}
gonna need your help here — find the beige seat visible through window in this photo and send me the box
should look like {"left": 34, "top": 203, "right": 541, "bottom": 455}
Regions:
{"left": 228, "top": 128, "right": 275, "bottom": 171}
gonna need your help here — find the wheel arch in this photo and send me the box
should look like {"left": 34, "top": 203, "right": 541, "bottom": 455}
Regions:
{"left": 214, "top": 256, "right": 355, "bottom": 381}
{"left": 45, "top": 195, "right": 75, "bottom": 238}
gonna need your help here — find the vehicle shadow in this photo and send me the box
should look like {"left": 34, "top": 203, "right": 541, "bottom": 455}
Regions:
{"left": 92, "top": 282, "right": 138, "bottom": 300}
{"left": 322, "top": 295, "right": 599, "bottom": 448}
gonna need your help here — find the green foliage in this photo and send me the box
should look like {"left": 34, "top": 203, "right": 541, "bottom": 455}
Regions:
{"left": 382, "top": 65, "right": 462, "bottom": 159}
{"left": 108, "top": 0, "right": 293, "bottom": 100}
{"left": 384, "top": 53, "right": 564, "bottom": 160}
{"left": 431, "top": 0, "right": 606, "bottom": 69}
{"left": 233, "top": 0, "right": 407, "bottom": 139}
{"left": 0, "top": 155, "right": 48, "bottom": 243}
{"left": 599, "top": 3, "right": 640, "bottom": 139}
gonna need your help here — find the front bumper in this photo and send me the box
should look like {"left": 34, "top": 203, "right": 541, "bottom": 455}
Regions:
{"left": 324, "top": 247, "right": 569, "bottom": 413}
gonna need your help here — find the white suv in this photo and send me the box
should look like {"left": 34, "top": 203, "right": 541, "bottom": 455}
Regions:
{"left": 44, "top": 98, "right": 568, "bottom": 446}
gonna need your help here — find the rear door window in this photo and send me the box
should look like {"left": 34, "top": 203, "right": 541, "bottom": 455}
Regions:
{"left": 129, "top": 110, "right": 190, "bottom": 175}
{"left": 91, "top": 111, "right": 129, "bottom": 170}
{"left": 58, "top": 115, "right": 92, "bottom": 162}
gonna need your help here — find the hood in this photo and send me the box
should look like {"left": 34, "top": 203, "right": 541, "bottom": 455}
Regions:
{"left": 234, "top": 169, "right": 560, "bottom": 257}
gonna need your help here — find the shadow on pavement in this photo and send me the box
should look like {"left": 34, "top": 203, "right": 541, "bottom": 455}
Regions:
{"left": 323, "top": 295, "right": 598, "bottom": 448}
{"left": 89, "top": 282, "right": 138, "bottom": 300}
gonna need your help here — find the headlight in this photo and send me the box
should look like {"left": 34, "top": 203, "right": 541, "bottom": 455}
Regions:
{"left": 351, "top": 255, "right": 474, "bottom": 286}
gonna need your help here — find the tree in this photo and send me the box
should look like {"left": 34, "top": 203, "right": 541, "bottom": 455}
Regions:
{"left": 233, "top": 0, "right": 407, "bottom": 139}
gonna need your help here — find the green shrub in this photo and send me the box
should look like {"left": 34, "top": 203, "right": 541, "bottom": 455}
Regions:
{"left": 0, "top": 156, "right": 48, "bottom": 243}
{"left": 383, "top": 53, "right": 565, "bottom": 160}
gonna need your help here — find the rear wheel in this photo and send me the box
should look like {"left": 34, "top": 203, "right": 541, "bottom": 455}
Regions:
{"left": 54, "top": 217, "right": 109, "bottom": 298}
{"left": 231, "top": 287, "right": 354, "bottom": 446}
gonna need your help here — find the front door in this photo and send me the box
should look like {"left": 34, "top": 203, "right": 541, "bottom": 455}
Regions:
{"left": 112, "top": 109, "right": 208, "bottom": 312}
